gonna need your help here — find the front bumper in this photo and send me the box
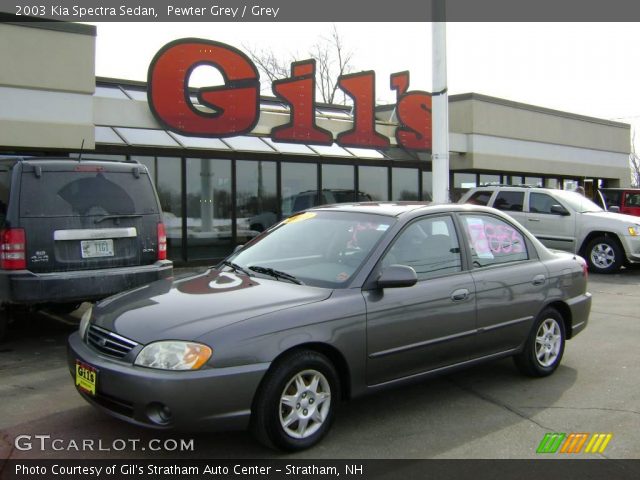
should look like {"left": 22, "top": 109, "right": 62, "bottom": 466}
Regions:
{"left": 621, "top": 235, "right": 640, "bottom": 263}
{"left": 67, "top": 332, "right": 269, "bottom": 431}
{"left": 0, "top": 261, "right": 173, "bottom": 304}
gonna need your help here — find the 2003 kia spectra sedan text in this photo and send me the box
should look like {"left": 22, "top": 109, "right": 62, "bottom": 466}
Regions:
{"left": 68, "top": 203, "right": 591, "bottom": 451}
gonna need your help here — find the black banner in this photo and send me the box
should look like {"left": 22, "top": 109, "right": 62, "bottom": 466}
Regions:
{"left": 1, "top": 460, "right": 640, "bottom": 480}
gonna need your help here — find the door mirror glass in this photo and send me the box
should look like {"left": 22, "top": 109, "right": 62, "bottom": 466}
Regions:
{"left": 377, "top": 265, "right": 418, "bottom": 289}
{"left": 608, "top": 206, "right": 620, "bottom": 213}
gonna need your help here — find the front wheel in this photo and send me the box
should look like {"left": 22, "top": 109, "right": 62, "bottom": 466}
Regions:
{"left": 585, "top": 236, "right": 623, "bottom": 274}
{"left": 514, "top": 308, "right": 566, "bottom": 377}
{"left": 251, "top": 350, "right": 339, "bottom": 451}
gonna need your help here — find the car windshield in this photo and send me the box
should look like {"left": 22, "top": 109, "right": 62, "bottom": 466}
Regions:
{"left": 552, "top": 190, "right": 604, "bottom": 213}
{"left": 228, "top": 211, "right": 394, "bottom": 288}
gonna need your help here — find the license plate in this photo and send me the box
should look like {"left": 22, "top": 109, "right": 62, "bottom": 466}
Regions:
{"left": 81, "top": 239, "right": 114, "bottom": 258}
{"left": 75, "top": 360, "right": 97, "bottom": 396}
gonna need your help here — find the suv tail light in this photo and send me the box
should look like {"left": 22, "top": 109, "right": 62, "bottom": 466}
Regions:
{"left": 0, "top": 228, "right": 27, "bottom": 270}
{"left": 157, "top": 223, "right": 167, "bottom": 260}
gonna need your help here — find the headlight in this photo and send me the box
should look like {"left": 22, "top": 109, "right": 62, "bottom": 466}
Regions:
{"left": 629, "top": 226, "right": 640, "bottom": 236}
{"left": 79, "top": 306, "right": 92, "bottom": 340}
{"left": 134, "top": 341, "right": 212, "bottom": 370}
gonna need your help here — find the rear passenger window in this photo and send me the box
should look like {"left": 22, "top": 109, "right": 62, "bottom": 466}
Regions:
{"left": 466, "top": 190, "right": 493, "bottom": 206}
{"left": 493, "top": 191, "right": 524, "bottom": 212}
{"left": 461, "top": 214, "right": 528, "bottom": 267}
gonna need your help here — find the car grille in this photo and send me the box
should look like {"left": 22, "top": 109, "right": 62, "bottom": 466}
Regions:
{"left": 86, "top": 325, "right": 138, "bottom": 359}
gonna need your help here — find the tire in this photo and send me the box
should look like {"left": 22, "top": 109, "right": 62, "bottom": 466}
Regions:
{"left": 585, "top": 236, "right": 623, "bottom": 274}
{"left": 251, "top": 350, "right": 339, "bottom": 451}
{"left": 514, "top": 308, "right": 566, "bottom": 377}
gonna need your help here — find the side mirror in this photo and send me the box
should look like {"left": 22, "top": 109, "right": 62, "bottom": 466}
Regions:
{"left": 608, "top": 206, "right": 620, "bottom": 213}
{"left": 377, "top": 265, "right": 418, "bottom": 289}
{"left": 550, "top": 204, "right": 570, "bottom": 216}
{"left": 233, "top": 244, "right": 244, "bottom": 253}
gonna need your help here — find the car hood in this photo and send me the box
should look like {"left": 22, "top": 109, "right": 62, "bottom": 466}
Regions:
{"left": 92, "top": 269, "right": 332, "bottom": 344}
{"left": 582, "top": 211, "right": 640, "bottom": 227}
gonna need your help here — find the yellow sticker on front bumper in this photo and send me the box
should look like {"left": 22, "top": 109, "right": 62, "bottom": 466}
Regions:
{"left": 75, "top": 361, "right": 97, "bottom": 396}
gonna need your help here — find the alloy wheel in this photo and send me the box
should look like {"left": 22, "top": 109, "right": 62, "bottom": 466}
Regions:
{"left": 279, "top": 369, "right": 331, "bottom": 439}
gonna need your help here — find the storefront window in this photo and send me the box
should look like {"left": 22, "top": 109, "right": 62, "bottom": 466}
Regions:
{"left": 563, "top": 179, "right": 579, "bottom": 191}
{"left": 507, "top": 175, "right": 523, "bottom": 185}
{"left": 479, "top": 174, "right": 501, "bottom": 186}
{"left": 545, "top": 178, "right": 560, "bottom": 189}
{"left": 156, "top": 157, "right": 182, "bottom": 261}
{"left": 452, "top": 172, "right": 477, "bottom": 202}
{"left": 186, "top": 158, "right": 232, "bottom": 260}
{"left": 359, "top": 166, "right": 388, "bottom": 201}
{"left": 281, "top": 162, "right": 318, "bottom": 217}
{"left": 237, "top": 160, "right": 278, "bottom": 236}
{"left": 422, "top": 171, "right": 433, "bottom": 201}
{"left": 392, "top": 168, "right": 419, "bottom": 201}
{"left": 525, "top": 176, "right": 543, "bottom": 187}
{"left": 131, "top": 156, "right": 156, "bottom": 183}
{"left": 322, "top": 164, "right": 356, "bottom": 202}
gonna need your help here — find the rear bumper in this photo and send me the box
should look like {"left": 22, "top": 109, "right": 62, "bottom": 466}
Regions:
{"left": 0, "top": 261, "right": 173, "bottom": 304}
{"left": 566, "top": 292, "right": 592, "bottom": 338}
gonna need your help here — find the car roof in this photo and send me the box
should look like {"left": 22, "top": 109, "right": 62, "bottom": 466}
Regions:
{"left": 1, "top": 156, "right": 145, "bottom": 173}
{"left": 310, "top": 201, "right": 494, "bottom": 218}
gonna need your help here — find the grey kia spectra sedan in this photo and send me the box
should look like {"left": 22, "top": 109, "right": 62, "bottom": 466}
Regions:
{"left": 68, "top": 203, "right": 591, "bottom": 451}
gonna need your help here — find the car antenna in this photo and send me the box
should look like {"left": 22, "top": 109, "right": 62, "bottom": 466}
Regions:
{"left": 78, "top": 139, "right": 85, "bottom": 162}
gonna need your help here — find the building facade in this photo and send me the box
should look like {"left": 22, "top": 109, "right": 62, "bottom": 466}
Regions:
{"left": 0, "top": 19, "right": 632, "bottom": 264}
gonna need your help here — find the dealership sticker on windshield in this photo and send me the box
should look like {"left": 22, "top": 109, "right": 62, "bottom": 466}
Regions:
{"left": 283, "top": 212, "right": 317, "bottom": 224}
{"left": 75, "top": 361, "right": 97, "bottom": 396}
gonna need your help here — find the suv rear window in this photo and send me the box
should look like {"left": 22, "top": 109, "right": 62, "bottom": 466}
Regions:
{"left": 0, "top": 165, "right": 12, "bottom": 226}
{"left": 466, "top": 190, "right": 493, "bottom": 206}
{"left": 20, "top": 171, "right": 158, "bottom": 217}
{"left": 493, "top": 191, "right": 524, "bottom": 212}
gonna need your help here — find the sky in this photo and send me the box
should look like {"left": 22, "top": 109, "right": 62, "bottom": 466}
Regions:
{"left": 90, "top": 22, "right": 640, "bottom": 133}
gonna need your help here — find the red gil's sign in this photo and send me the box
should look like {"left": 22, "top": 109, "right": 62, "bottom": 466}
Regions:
{"left": 148, "top": 39, "right": 432, "bottom": 151}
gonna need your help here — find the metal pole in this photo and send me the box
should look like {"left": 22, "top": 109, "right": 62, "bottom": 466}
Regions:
{"left": 432, "top": 0, "right": 450, "bottom": 203}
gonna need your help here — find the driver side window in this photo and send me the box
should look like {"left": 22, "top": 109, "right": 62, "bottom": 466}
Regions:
{"left": 382, "top": 216, "right": 462, "bottom": 281}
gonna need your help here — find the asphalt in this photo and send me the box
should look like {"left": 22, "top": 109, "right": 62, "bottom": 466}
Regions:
{"left": 0, "top": 267, "right": 638, "bottom": 460}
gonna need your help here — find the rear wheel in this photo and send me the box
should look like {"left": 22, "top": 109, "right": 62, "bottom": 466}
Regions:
{"left": 251, "top": 350, "right": 339, "bottom": 451}
{"left": 585, "top": 236, "right": 623, "bottom": 274}
{"left": 514, "top": 308, "right": 566, "bottom": 377}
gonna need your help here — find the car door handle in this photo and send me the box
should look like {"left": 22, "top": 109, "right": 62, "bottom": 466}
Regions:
{"left": 532, "top": 274, "right": 546, "bottom": 286}
{"left": 528, "top": 218, "right": 540, "bottom": 222}
{"left": 451, "top": 289, "right": 469, "bottom": 301}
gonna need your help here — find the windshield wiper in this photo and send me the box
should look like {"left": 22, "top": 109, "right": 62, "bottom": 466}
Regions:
{"left": 248, "top": 265, "right": 304, "bottom": 285}
{"left": 94, "top": 214, "right": 143, "bottom": 224}
{"left": 220, "top": 260, "right": 253, "bottom": 277}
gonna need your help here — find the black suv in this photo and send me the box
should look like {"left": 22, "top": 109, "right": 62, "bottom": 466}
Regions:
{"left": 0, "top": 157, "right": 173, "bottom": 339}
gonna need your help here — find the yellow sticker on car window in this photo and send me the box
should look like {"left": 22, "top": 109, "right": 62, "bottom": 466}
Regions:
{"left": 283, "top": 212, "right": 317, "bottom": 224}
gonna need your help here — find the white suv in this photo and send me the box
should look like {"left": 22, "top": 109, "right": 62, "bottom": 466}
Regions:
{"left": 459, "top": 186, "right": 640, "bottom": 273}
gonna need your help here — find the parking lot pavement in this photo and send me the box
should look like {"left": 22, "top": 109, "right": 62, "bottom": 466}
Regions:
{"left": 0, "top": 268, "right": 638, "bottom": 460}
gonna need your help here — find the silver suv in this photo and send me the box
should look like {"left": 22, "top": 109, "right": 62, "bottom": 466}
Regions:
{"left": 459, "top": 186, "right": 640, "bottom": 273}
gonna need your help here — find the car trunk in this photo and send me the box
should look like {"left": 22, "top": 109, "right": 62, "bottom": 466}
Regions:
{"left": 19, "top": 164, "right": 161, "bottom": 273}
